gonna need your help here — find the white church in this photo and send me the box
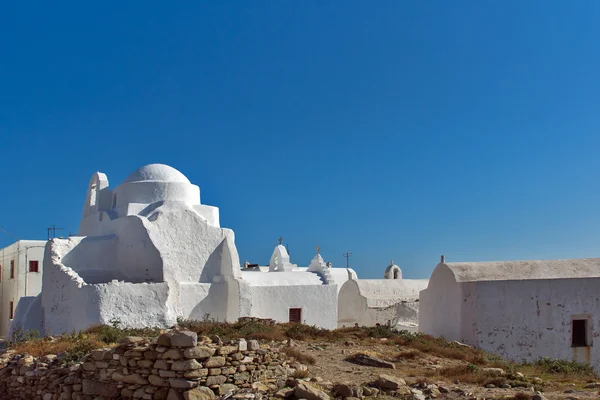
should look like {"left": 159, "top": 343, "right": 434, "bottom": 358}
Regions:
{"left": 11, "top": 164, "right": 424, "bottom": 335}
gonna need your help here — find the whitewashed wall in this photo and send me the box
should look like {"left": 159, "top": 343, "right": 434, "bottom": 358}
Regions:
{"left": 338, "top": 280, "right": 421, "bottom": 328}
{"left": 419, "top": 263, "right": 464, "bottom": 341}
{"left": 470, "top": 279, "right": 600, "bottom": 372}
{"left": 247, "top": 285, "right": 337, "bottom": 329}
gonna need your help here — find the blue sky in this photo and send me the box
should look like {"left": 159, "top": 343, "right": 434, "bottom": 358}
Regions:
{"left": 2, "top": 1, "right": 600, "bottom": 278}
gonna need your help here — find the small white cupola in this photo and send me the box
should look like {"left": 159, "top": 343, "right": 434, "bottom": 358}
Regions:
{"left": 384, "top": 260, "right": 402, "bottom": 280}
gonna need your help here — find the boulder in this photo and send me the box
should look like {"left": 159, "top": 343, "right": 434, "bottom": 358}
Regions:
{"left": 295, "top": 382, "right": 330, "bottom": 400}
{"left": 378, "top": 374, "right": 407, "bottom": 390}
{"left": 171, "top": 331, "right": 198, "bottom": 348}
{"left": 184, "top": 387, "right": 216, "bottom": 400}
{"left": 348, "top": 353, "right": 395, "bottom": 369}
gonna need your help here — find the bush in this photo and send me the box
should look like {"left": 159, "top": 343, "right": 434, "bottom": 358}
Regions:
{"left": 523, "top": 358, "right": 596, "bottom": 377}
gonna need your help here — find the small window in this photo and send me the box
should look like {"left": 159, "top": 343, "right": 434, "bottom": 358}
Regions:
{"left": 393, "top": 270, "right": 399, "bottom": 279}
{"left": 10, "top": 260, "right": 14, "bottom": 279}
{"left": 289, "top": 308, "right": 302, "bottom": 323}
{"left": 572, "top": 319, "right": 589, "bottom": 347}
{"left": 29, "top": 260, "right": 39, "bottom": 273}
{"left": 9, "top": 302, "right": 14, "bottom": 320}
{"left": 0, "top": 264, "right": 2, "bottom": 282}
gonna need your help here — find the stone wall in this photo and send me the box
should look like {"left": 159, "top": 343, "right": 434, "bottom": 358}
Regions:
{"left": 0, "top": 331, "right": 299, "bottom": 400}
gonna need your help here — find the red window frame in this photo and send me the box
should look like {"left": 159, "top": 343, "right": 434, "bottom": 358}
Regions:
{"left": 289, "top": 308, "right": 302, "bottom": 323}
{"left": 29, "top": 260, "right": 39, "bottom": 273}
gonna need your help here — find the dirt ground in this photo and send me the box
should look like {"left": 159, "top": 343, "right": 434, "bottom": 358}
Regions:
{"left": 283, "top": 340, "right": 600, "bottom": 400}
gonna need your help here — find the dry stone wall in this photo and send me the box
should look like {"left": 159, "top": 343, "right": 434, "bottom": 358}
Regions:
{"left": 0, "top": 331, "right": 299, "bottom": 400}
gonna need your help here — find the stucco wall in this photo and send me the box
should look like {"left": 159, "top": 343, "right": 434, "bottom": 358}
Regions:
{"left": 419, "top": 263, "right": 463, "bottom": 341}
{"left": 471, "top": 278, "right": 600, "bottom": 371}
{"left": 247, "top": 285, "right": 337, "bottom": 329}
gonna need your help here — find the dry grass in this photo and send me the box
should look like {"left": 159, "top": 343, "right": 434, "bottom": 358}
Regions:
{"left": 281, "top": 347, "right": 316, "bottom": 365}
{"left": 12, "top": 334, "right": 106, "bottom": 360}
{"left": 292, "top": 369, "right": 310, "bottom": 379}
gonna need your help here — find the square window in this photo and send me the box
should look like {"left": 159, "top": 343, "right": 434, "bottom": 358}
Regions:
{"left": 289, "top": 308, "right": 302, "bottom": 323}
{"left": 572, "top": 319, "right": 589, "bottom": 347}
{"left": 29, "top": 260, "right": 39, "bottom": 273}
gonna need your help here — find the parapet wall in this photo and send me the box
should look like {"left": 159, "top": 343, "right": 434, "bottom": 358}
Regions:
{"left": 0, "top": 331, "right": 298, "bottom": 400}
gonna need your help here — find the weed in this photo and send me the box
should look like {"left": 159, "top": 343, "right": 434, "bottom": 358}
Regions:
{"left": 281, "top": 347, "right": 316, "bottom": 365}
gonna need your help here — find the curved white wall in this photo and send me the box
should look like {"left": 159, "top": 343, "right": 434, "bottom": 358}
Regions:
{"left": 419, "top": 263, "right": 463, "bottom": 341}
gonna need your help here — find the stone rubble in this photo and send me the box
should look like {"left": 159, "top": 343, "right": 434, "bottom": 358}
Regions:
{"left": 0, "top": 331, "right": 303, "bottom": 400}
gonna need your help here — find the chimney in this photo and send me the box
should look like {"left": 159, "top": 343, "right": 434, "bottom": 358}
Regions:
{"left": 440, "top": 255, "right": 445, "bottom": 263}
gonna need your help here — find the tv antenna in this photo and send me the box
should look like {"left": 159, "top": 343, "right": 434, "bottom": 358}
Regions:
{"left": 47, "top": 224, "right": 65, "bottom": 240}
{"left": 343, "top": 252, "right": 352, "bottom": 269}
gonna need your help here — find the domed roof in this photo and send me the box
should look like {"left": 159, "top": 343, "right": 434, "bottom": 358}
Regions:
{"left": 123, "top": 164, "right": 191, "bottom": 184}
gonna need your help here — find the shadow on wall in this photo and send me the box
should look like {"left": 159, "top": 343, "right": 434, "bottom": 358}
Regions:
{"left": 188, "top": 280, "right": 240, "bottom": 322}
{"left": 61, "top": 235, "right": 124, "bottom": 284}
{"left": 10, "top": 296, "right": 43, "bottom": 337}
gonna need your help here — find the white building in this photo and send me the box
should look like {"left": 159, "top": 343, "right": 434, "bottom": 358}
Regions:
{"left": 337, "top": 261, "right": 428, "bottom": 330}
{"left": 0, "top": 240, "right": 45, "bottom": 337}
{"left": 12, "top": 164, "right": 363, "bottom": 335}
{"left": 420, "top": 256, "right": 600, "bottom": 372}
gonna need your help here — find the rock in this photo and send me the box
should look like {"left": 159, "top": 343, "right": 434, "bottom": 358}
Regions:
{"left": 149, "top": 375, "right": 166, "bottom": 386}
{"left": 184, "top": 346, "right": 216, "bottom": 359}
{"left": 204, "top": 357, "right": 226, "bottom": 368}
{"left": 532, "top": 377, "right": 543, "bottom": 384}
{"left": 485, "top": 384, "right": 496, "bottom": 388}
{"left": 167, "top": 389, "right": 185, "bottom": 400}
{"left": 206, "top": 375, "right": 227, "bottom": 386}
{"left": 157, "top": 333, "right": 174, "bottom": 347}
{"left": 124, "top": 374, "right": 150, "bottom": 385}
{"left": 378, "top": 374, "right": 407, "bottom": 390}
{"left": 171, "top": 331, "right": 198, "bottom": 348}
{"left": 274, "top": 387, "right": 295, "bottom": 398}
{"left": 219, "top": 384, "right": 238, "bottom": 395}
{"left": 532, "top": 393, "right": 548, "bottom": 400}
{"left": 184, "top": 368, "right": 209, "bottom": 379}
{"left": 248, "top": 340, "right": 260, "bottom": 351}
{"left": 169, "top": 378, "right": 199, "bottom": 389}
{"left": 171, "top": 359, "right": 203, "bottom": 371}
{"left": 482, "top": 367, "right": 505, "bottom": 376}
{"left": 238, "top": 339, "right": 248, "bottom": 351}
{"left": 163, "top": 349, "right": 183, "bottom": 360}
{"left": 333, "top": 383, "right": 363, "bottom": 398}
{"left": 348, "top": 353, "right": 395, "bottom": 369}
{"left": 184, "top": 387, "right": 216, "bottom": 400}
{"left": 82, "top": 379, "right": 120, "bottom": 397}
{"left": 120, "top": 336, "right": 145, "bottom": 345}
{"left": 251, "top": 382, "right": 270, "bottom": 391}
{"left": 585, "top": 382, "right": 600, "bottom": 388}
{"left": 295, "top": 382, "right": 330, "bottom": 400}
{"left": 217, "top": 346, "right": 237, "bottom": 356}
{"left": 210, "top": 335, "right": 223, "bottom": 346}
{"left": 90, "top": 349, "right": 107, "bottom": 361}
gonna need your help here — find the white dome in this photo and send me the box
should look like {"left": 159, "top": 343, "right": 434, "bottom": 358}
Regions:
{"left": 123, "top": 164, "right": 190, "bottom": 184}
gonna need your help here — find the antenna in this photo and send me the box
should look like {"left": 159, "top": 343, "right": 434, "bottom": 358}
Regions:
{"left": 47, "top": 224, "right": 65, "bottom": 240}
{"left": 343, "top": 252, "right": 352, "bottom": 269}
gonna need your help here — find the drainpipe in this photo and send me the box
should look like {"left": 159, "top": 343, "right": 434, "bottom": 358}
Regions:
{"left": 24, "top": 247, "right": 28, "bottom": 297}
